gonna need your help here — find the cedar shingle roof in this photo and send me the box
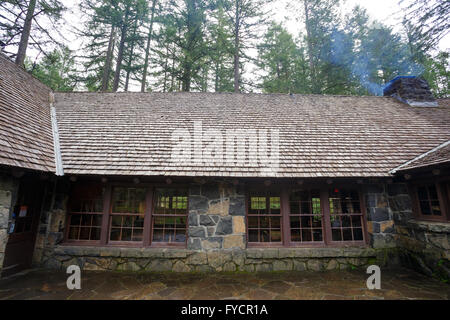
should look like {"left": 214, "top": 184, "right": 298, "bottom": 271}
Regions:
{"left": 0, "top": 54, "right": 55, "bottom": 172}
{"left": 395, "top": 140, "right": 450, "bottom": 172}
{"left": 53, "top": 92, "right": 450, "bottom": 178}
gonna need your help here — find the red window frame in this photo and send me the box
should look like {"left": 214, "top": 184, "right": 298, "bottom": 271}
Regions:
{"left": 245, "top": 185, "right": 368, "bottom": 247}
{"left": 64, "top": 182, "right": 189, "bottom": 248}
{"left": 411, "top": 181, "right": 450, "bottom": 222}
{"left": 246, "top": 191, "right": 283, "bottom": 246}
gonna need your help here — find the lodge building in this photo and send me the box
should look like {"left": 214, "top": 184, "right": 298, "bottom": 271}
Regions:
{"left": 0, "top": 53, "right": 449, "bottom": 279}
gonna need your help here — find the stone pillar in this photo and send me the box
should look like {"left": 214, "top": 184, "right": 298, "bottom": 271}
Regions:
{"left": 187, "top": 182, "right": 246, "bottom": 251}
{"left": 0, "top": 173, "right": 19, "bottom": 276}
{"left": 33, "top": 178, "right": 70, "bottom": 267}
{"left": 364, "top": 184, "right": 396, "bottom": 249}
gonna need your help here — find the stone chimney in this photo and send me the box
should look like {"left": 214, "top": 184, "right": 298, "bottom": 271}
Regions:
{"left": 383, "top": 76, "right": 437, "bottom": 107}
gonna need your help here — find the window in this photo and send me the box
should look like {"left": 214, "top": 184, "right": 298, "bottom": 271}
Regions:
{"left": 328, "top": 188, "right": 364, "bottom": 242}
{"left": 67, "top": 184, "right": 104, "bottom": 241}
{"left": 66, "top": 183, "right": 190, "bottom": 247}
{"left": 413, "top": 182, "right": 449, "bottom": 222}
{"left": 417, "top": 185, "right": 441, "bottom": 217}
{"left": 152, "top": 188, "right": 188, "bottom": 244}
{"left": 109, "top": 187, "right": 147, "bottom": 242}
{"left": 289, "top": 190, "right": 323, "bottom": 243}
{"left": 247, "top": 193, "right": 282, "bottom": 243}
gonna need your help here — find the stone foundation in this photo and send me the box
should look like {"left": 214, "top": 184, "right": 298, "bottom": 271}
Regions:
{"left": 41, "top": 246, "right": 396, "bottom": 273}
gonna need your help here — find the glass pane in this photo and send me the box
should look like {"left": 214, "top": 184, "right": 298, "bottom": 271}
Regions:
{"left": 175, "top": 229, "right": 186, "bottom": 242}
{"left": 312, "top": 229, "right": 323, "bottom": 242}
{"left": 260, "top": 216, "right": 269, "bottom": 228}
{"left": 71, "top": 215, "right": 81, "bottom": 225}
{"left": 271, "top": 217, "right": 281, "bottom": 228}
{"left": 152, "top": 229, "right": 164, "bottom": 242}
{"left": 68, "top": 227, "right": 79, "bottom": 239}
{"left": 110, "top": 228, "right": 121, "bottom": 241}
{"left": 91, "top": 227, "right": 101, "bottom": 240}
{"left": 431, "top": 201, "right": 441, "bottom": 216}
{"left": 312, "top": 215, "right": 322, "bottom": 227}
{"left": 270, "top": 197, "right": 281, "bottom": 214}
{"left": 351, "top": 216, "right": 362, "bottom": 227}
{"left": 260, "top": 230, "right": 270, "bottom": 242}
{"left": 121, "top": 228, "right": 132, "bottom": 241}
{"left": 271, "top": 229, "right": 281, "bottom": 242}
{"left": 332, "top": 229, "right": 342, "bottom": 241}
{"left": 248, "top": 217, "right": 258, "bottom": 228}
{"left": 301, "top": 216, "right": 311, "bottom": 228}
{"left": 342, "top": 228, "right": 352, "bottom": 241}
{"left": 79, "top": 227, "right": 90, "bottom": 240}
{"left": 301, "top": 229, "right": 312, "bottom": 242}
{"left": 248, "top": 230, "right": 258, "bottom": 242}
{"left": 420, "top": 201, "right": 431, "bottom": 215}
{"left": 132, "top": 229, "right": 143, "bottom": 241}
{"left": 290, "top": 216, "right": 300, "bottom": 229}
{"left": 291, "top": 229, "right": 301, "bottom": 242}
{"left": 341, "top": 216, "right": 351, "bottom": 227}
{"left": 112, "top": 187, "right": 146, "bottom": 214}
{"left": 353, "top": 228, "right": 363, "bottom": 241}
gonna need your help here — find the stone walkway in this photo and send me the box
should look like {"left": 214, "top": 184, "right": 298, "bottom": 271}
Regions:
{"left": 0, "top": 268, "right": 448, "bottom": 300}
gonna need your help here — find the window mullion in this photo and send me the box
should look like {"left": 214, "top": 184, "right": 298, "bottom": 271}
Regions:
{"left": 143, "top": 187, "right": 154, "bottom": 247}
{"left": 320, "top": 189, "right": 332, "bottom": 245}
{"left": 100, "top": 185, "right": 112, "bottom": 245}
{"left": 281, "top": 187, "right": 290, "bottom": 247}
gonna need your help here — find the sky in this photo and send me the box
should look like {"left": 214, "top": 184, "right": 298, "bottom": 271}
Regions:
{"left": 47, "top": 0, "right": 450, "bottom": 91}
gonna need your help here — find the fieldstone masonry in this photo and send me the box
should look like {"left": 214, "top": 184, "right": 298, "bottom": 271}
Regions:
{"left": 388, "top": 183, "right": 450, "bottom": 281}
{"left": 0, "top": 173, "right": 19, "bottom": 275}
{"left": 187, "top": 182, "right": 246, "bottom": 251}
{"left": 365, "top": 184, "right": 396, "bottom": 249}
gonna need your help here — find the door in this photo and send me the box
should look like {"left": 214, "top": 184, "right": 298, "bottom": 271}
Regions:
{"left": 2, "top": 177, "right": 45, "bottom": 277}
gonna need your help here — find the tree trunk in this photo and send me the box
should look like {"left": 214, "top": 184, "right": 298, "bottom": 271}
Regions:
{"left": 113, "top": 5, "right": 130, "bottom": 92}
{"left": 15, "top": 0, "right": 36, "bottom": 66}
{"left": 101, "top": 25, "right": 116, "bottom": 92}
{"left": 124, "top": 16, "right": 139, "bottom": 92}
{"left": 233, "top": 0, "right": 240, "bottom": 93}
{"left": 303, "top": 0, "right": 318, "bottom": 93}
{"left": 141, "top": 0, "right": 157, "bottom": 92}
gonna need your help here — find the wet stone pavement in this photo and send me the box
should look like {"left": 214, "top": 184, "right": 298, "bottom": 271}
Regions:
{"left": 0, "top": 268, "right": 448, "bottom": 300}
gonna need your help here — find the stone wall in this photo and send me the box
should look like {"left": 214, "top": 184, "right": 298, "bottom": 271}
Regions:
{"left": 0, "top": 173, "right": 19, "bottom": 275}
{"left": 388, "top": 183, "right": 450, "bottom": 281}
{"left": 364, "top": 184, "right": 396, "bottom": 250}
{"left": 42, "top": 246, "right": 388, "bottom": 272}
{"left": 187, "top": 182, "right": 246, "bottom": 251}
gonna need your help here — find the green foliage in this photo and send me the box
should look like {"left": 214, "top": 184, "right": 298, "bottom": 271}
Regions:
{"left": 25, "top": 46, "right": 77, "bottom": 91}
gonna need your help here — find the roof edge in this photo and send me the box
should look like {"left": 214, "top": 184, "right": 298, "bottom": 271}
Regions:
{"left": 389, "top": 140, "right": 450, "bottom": 174}
{"left": 50, "top": 92, "right": 64, "bottom": 176}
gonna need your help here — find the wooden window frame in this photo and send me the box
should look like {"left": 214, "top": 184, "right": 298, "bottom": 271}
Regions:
{"left": 150, "top": 188, "right": 189, "bottom": 248}
{"left": 63, "top": 182, "right": 189, "bottom": 248}
{"left": 246, "top": 190, "right": 283, "bottom": 248}
{"left": 246, "top": 184, "right": 368, "bottom": 248}
{"left": 410, "top": 180, "right": 450, "bottom": 223}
